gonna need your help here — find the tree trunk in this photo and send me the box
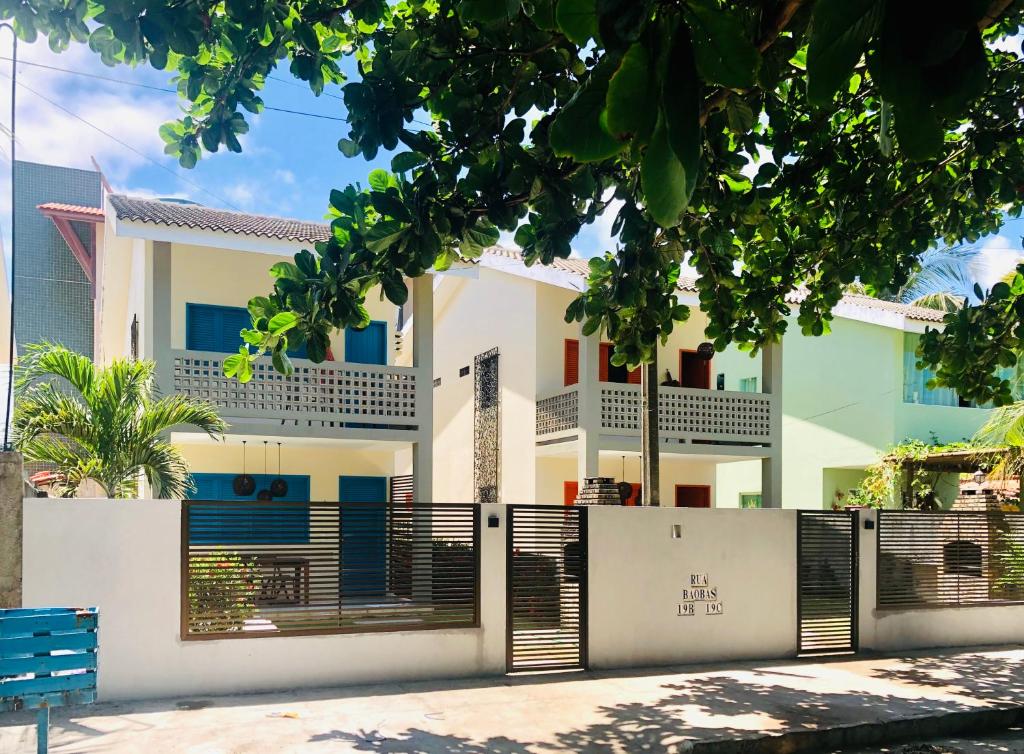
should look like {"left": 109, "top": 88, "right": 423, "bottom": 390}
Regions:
{"left": 641, "top": 357, "right": 660, "bottom": 506}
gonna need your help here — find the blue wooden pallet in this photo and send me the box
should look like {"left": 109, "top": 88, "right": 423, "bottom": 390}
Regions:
{"left": 1, "top": 607, "right": 99, "bottom": 754}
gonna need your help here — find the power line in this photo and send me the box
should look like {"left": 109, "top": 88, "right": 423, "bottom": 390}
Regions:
{"left": 0, "top": 57, "right": 347, "bottom": 121}
{"left": 0, "top": 57, "right": 435, "bottom": 129}
{"left": 0, "top": 71, "right": 242, "bottom": 210}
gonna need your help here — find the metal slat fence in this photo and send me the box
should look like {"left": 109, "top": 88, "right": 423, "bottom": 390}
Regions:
{"left": 181, "top": 501, "right": 480, "bottom": 639}
{"left": 877, "top": 510, "right": 1024, "bottom": 609}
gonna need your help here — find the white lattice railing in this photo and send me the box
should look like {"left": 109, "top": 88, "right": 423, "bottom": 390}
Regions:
{"left": 536, "top": 387, "right": 579, "bottom": 436}
{"left": 536, "top": 383, "right": 774, "bottom": 444}
{"left": 171, "top": 350, "right": 419, "bottom": 428}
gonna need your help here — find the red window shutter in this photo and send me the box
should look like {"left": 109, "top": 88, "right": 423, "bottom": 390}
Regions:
{"left": 564, "top": 481, "right": 579, "bottom": 506}
{"left": 599, "top": 343, "right": 610, "bottom": 383}
{"left": 627, "top": 365, "right": 641, "bottom": 384}
{"left": 564, "top": 339, "right": 579, "bottom": 386}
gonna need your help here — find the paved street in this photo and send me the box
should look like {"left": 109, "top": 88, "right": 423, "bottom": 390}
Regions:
{"left": 2, "top": 646, "right": 1023, "bottom": 753}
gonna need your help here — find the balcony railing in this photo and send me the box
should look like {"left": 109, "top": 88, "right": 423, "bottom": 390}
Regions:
{"left": 171, "top": 350, "right": 420, "bottom": 430}
{"left": 536, "top": 384, "right": 773, "bottom": 445}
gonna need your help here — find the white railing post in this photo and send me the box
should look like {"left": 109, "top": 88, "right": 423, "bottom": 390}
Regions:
{"left": 577, "top": 332, "right": 601, "bottom": 483}
{"left": 761, "top": 340, "right": 784, "bottom": 508}
{"left": 412, "top": 275, "right": 434, "bottom": 503}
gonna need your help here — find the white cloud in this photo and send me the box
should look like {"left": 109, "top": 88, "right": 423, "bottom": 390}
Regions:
{"left": 223, "top": 182, "right": 258, "bottom": 209}
{"left": 971, "top": 234, "right": 1024, "bottom": 291}
{"left": 275, "top": 169, "right": 296, "bottom": 185}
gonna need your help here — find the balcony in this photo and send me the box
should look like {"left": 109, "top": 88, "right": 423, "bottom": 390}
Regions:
{"left": 536, "top": 384, "right": 774, "bottom": 446}
{"left": 170, "top": 350, "right": 420, "bottom": 434}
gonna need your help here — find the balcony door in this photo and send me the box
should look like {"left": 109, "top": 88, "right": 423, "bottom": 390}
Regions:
{"left": 679, "top": 350, "right": 710, "bottom": 389}
{"left": 345, "top": 321, "right": 387, "bottom": 364}
{"left": 338, "top": 475, "right": 388, "bottom": 598}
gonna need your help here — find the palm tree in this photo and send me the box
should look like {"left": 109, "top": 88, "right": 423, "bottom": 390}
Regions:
{"left": 974, "top": 401, "right": 1024, "bottom": 482}
{"left": 14, "top": 343, "right": 226, "bottom": 498}
{"left": 890, "top": 245, "right": 979, "bottom": 311}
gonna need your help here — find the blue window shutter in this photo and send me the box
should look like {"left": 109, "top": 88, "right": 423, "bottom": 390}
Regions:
{"left": 186, "top": 303, "right": 306, "bottom": 358}
{"left": 338, "top": 475, "right": 388, "bottom": 502}
{"left": 338, "top": 476, "right": 388, "bottom": 597}
{"left": 187, "top": 472, "right": 311, "bottom": 545}
{"left": 344, "top": 321, "right": 387, "bottom": 365}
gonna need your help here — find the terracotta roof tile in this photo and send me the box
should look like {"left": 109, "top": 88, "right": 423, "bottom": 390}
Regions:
{"left": 37, "top": 202, "right": 104, "bottom": 217}
{"left": 108, "top": 195, "right": 948, "bottom": 324}
{"left": 109, "top": 195, "right": 331, "bottom": 243}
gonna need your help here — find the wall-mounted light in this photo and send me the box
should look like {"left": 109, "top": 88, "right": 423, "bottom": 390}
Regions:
{"left": 488, "top": 513, "right": 500, "bottom": 528}
{"left": 973, "top": 468, "right": 986, "bottom": 486}
{"left": 671, "top": 524, "right": 683, "bottom": 539}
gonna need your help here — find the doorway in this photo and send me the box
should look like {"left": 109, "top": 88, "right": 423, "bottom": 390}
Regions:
{"left": 675, "top": 484, "right": 711, "bottom": 508}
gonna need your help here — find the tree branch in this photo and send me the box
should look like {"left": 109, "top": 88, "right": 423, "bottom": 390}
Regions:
{"left": 978, "top": 0, "right": 1016, "bottom": 30}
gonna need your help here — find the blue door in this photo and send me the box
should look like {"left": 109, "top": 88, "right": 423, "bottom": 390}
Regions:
{"left": 187, "top": 473, "right": 311, "bottom": 545}
{"left": 187, "top": 303, "right": 307, "bottom": 358}
{"left": 338, "top": 475, "right": 388, "bottom": 599}
{"left": 344, "top": 321, "right": 387, "bottom": 364}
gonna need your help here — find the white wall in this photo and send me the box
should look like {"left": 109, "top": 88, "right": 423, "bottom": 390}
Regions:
{"left": 22, "top": 499, "right": 506, "bottom": 701}
{"left": 587, "top": 507, "right": 798, "bottom": 668}
{"left": 857, "top": 508, "right": 1024, "bottom": 652}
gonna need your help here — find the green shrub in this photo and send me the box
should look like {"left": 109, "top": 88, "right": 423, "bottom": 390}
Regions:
{"left": 187, "top": 552, "right": 259, "bottom": 632}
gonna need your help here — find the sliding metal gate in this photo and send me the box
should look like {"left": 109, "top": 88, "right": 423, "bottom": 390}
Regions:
{"left": 797, "top": 510, "right": 859, "bottom": 655}
{"left": 507, "top": 505, "right": 588, "bottom": 672}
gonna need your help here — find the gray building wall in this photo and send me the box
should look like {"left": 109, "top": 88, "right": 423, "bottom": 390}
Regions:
{"left": 13, "top": 161, "right": 101, "bottom": 357}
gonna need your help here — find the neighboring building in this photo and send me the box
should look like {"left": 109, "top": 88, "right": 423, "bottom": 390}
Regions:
{"left": 430, "top": 249, "right": 783, "bottom": 508}
{"left": 13, "top": 161, "right": 102, "bottom": 357}
{"left": 714, "top": 295, "right": 1012, "bottom": 509}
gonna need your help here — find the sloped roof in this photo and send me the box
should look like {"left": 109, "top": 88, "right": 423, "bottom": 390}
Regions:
{"left": 108, "top": 195, "right": 948, "bottom": 325}
{"left": 109, "top": 195, "right": 331, "bottom": 243}
{"left": 37, "top": 202, "right": 104, "bottom": 217}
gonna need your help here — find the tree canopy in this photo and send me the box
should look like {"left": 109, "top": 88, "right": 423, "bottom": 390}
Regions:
{"left": 7, "top": 0, "right": 1024, "bottom": 401}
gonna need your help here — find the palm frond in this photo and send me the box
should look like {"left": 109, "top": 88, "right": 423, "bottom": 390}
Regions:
{"left": 897, "top": 246, "right": 977, "bottom": 308}
{"left": 131, "top": 441, "right": 195, "bottom": 499}
{"left": 16, "top": 342, "right": 96, "bottom": 396}
{"left": 137, "top": 393, "right": 227, "bottom": 439}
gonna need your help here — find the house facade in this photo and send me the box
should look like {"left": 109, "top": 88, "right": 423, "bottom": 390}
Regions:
{"left": 430, "top": 250, "right": 782, "bottom": 508}
{"left": 17, "top": 160, "right": 1007, "bottom": 510}
{"left": 96, "top": 194, "right": 435, "bottom": 506}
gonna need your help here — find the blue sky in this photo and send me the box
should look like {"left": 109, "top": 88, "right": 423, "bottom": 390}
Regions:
{"left": 0, "top": 36, "right": 1021, "bottom": 286}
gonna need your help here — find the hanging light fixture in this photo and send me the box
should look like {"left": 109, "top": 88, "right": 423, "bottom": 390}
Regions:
{"left": 232, "top": 440, "right": 256, "bottom": 496}
{"left": 270, "top": 442, "right": 289, "bottom": 498}
{"left": 256, "top": 441, "right": 273, "bottom": 500}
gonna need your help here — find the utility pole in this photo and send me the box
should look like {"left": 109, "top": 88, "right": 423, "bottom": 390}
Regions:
{"left": 641, "top": 355, "right": 660, "bottom": 506}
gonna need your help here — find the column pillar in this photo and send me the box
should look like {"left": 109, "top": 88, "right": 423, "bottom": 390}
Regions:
{"left": 761, "top": 340, "right": 783, "bottom": 508}
{"left": 412, "top": 274, "right": 434, "bottom": 503}
{"left": 576, "top": 331, "right": 600, "bottom": 483}
{"left": 0, "top": 451, "right": 24, "bottom": 607}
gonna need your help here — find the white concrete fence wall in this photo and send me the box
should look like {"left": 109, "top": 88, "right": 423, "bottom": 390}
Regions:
{"left": 18, "top": 500, "right": 1024, "bottom": 703}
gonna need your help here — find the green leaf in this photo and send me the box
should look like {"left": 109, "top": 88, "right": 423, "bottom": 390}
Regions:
{"left": 806, "top": 0, "right": 883, "bottom": 105}
{"left": 605, "top": 43, "right": 657, "bottom": 142}
{"left": 272, "top": 348, "right": 294, "bottom": 376}
{"left": 380, "top": 273, "right": 409, "bottom": 305}
{"left": 662, "top": 23, "right": 701, "bottom": 201}
{"left": 894, "top": 103, "right": 943, "bottom": 162}
{"left": 269, "top": 262, "right": 303, "bottom": 280}
{"left": 641, "top": 113, "right": 689, "bottom": 227}
{"left": 685, "top": 3, "right": 760, "bottom": 89}
{"left": 224, "top": 351, "right": 253, "bottom": 383}
{"left": 268, "top": 312, "right": 300, "bottom": 336}
{"left": 368, "top": 169, "right": 392, "bottom": 191}
{"left": 365, "top": 220, "right": 409, "bottom": 253}
{"left": 462, "top": 224, "right": 500, "bottom": 255}
{"left": 556, "top": 0, "right": 598, "bottom": 45}
{"left": 459, "top": 0, "right": 521, "bottom": 23}
{"left": 391, "top": 151, "right": 428, "bottom": 172}
{"left": 550, "top": 60, "right": 625, "bottom": 162}
{"left": 338, "top": 138, "right": 360, "bottom": 157}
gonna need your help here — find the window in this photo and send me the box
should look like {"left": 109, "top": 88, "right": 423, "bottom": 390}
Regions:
{"left": 739, "top": 493, "right": 762, "bottom": 509}
{"left": 186, "top": 473, "right": 310, "bottom": 545}
{"left": 187, "top": 303, "right": 307, "bottom": 358}
{"left": 675, "top": 485, "right": 711, "bottom": 508}
{"left": 564, "top": 339, "right": 579, "bottom": 386}
{"left": 679, "top": 350, "right": 710, "bottom": 389}
{"left": 943, "top": 540, "right": 982, "bottom": 577}
{"left": 739, "top": 377, "right": 758, "bottom": 393}
{"left": 903, "top": 332, "right": 957, "bottom": 406}
{"left": 345, "top": 320, "right": 387, "bottom": 364}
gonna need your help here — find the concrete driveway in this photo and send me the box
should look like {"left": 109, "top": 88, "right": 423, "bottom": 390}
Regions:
{"left": 2, "top": 646, "right": 1023, "bottom": 753}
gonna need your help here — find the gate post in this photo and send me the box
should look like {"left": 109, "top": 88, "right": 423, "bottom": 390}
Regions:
{"left": 0, "top": 450, "right": 24, "bottom": 608}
